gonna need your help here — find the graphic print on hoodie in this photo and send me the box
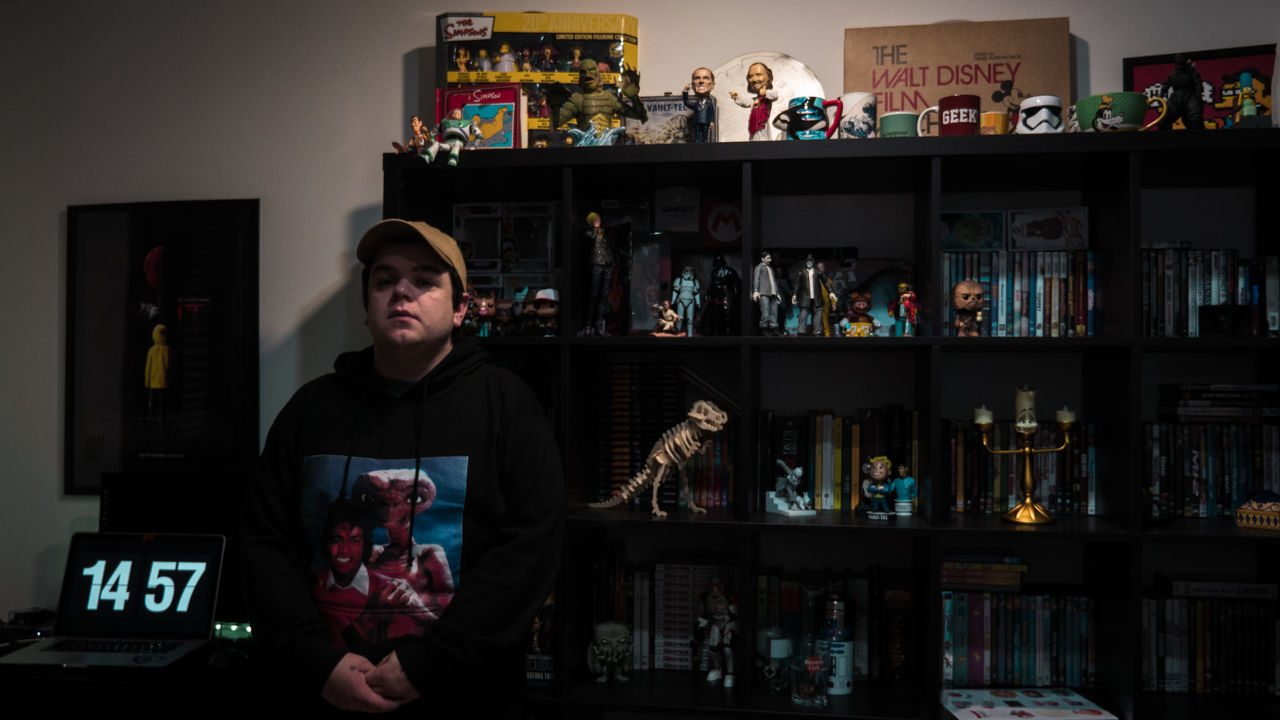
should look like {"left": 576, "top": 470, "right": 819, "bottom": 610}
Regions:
{"left": 301, "top": 454, "right": 466, "bottom": 654}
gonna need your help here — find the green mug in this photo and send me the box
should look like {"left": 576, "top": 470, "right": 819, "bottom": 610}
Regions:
{"left": 1075, "top": 91, "right": 1167, "bottom": 131}
{"left": 879, "top": 111, "right": 919, "bottom": 138}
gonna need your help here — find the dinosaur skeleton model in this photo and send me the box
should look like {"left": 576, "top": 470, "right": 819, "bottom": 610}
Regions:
{"left": 588, "top": 400, "right": 729, "bottom": 518}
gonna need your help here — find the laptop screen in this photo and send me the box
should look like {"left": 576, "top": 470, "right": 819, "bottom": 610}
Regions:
{"left": 55, "top": 533, "right": 224, "bottom": 640}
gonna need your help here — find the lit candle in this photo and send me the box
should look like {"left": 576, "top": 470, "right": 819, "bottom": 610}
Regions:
{"left": 1014, "top": 385, "right": 1038, "bottom": 430}
{"left": 973, "top": 406, "right": 993, "bottom": 425}
{"left": 1056, "top": 406, "right": 1076, "bottom": 423}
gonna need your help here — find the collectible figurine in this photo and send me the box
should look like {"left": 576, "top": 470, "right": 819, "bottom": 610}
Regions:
{"left": 697, "top": 579, "right": 739, "bottom": 687}
{"left": 391, "top": 114, "right": 430, "bottom": 154}
{"left": 650, "top": 300, "right": 684, "bottom": 336}
{"left": 587, "top": 620, "right": 633, "bottom": 683}
{"left": 862, "top": 455, "right": 892, "bottom": 520}
{"left": 535, "top": 44, "right": 559, "bottom": 72}
{"left": 583, "top": 212, "right": 614, "bottom": 336}
{"left": 672, "top": 265, "right": 701, "bottom": 336}
{"left": 548, "top": 61, "right": 647, "bottom": 146}
{"left": 531, "top": 288, "right": 559, "bottom": 337}
{"left": 492, "top": 297, "right": 514, "bottom": 336}
{"left": 472, "top": 293, "right": 496, "bottom": 338}
{"left": 588, "top": 400, "right": 729, "bottom": 518}
{"left": 729, "top": 62, "right": 778, "bottom": 141}
{"left": 144, "top": 323, "right": 169, "bottom": 421}
{"left": 844, "top": 291, "right": 878, "bottom": 337}
{"left": 702, "top": 255, "right": 740, "bottom": 336}
{"left": 475, "top": 47, "right": 492, "bottom": 72}
{"left": 791, "top": 255, "right": 836, "bottom": 336}
{"left": 494, "top": 42, "right": 516, "bottom": 72}
{"left": 888, "top": 281, "right": 919, "bottom": 337}
{"left": 424, "top": 108, "right": 480, "bottom": 166}
{"left": 683, "top": 67, "right": 717, "bottom": 143}
{"left": 454, "top": 46, "right": 471, "bottom": 72}
{"left": 951, "top": 280, "right": 984, "bottom": 337}
{"left": 889, "top": 463, "right": 917, "bottom": 517}
{"left": 752, "top": 251, "right": 782, "bottom": 336}
{"left": 1160, "top": 53, "right": 1205, "bottom": 131}
{"left": 770, "top": 459, "right": 814, "bottom": 513}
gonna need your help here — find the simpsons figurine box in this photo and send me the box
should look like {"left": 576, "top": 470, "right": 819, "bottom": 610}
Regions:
{"left": 437, "top": 12, "right": 639, "bottom": 133}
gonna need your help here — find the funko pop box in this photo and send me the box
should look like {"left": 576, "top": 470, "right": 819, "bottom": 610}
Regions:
{"left": 437, "top": 12, "right": 639, "bottom": 132}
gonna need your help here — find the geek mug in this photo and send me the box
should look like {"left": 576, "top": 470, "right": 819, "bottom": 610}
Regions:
{"left": 837, "top": 92, "right": 877, "bottom": 139}
{"left": 879, "top": 111, "right": 919, "bottom": 138}
{"left": 918, "top": 94, "right": 981, "bottom": 136}
{"left": 980, "top": 111, "right": 1010, "bottom": 135}
{"left": 773, "top": 96, "right": 843, "bottom": 140}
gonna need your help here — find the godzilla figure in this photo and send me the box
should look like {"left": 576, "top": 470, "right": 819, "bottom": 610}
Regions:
{"left": 588, "top": 399, "right": 729, "bottom": 517}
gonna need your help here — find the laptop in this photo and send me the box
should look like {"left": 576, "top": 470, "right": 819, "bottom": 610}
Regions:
{"left": 0, "top": 532, "right": 225, "bottom": 668}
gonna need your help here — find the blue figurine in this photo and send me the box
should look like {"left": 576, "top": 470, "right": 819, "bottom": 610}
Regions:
{"left": 890, "top": 463, "right": 917, "bottom": 517}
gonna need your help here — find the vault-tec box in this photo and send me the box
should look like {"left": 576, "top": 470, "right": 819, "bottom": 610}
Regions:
{"left": 844, "top": 17, "right": 1071, "bottom": 135}
{"left": 437, "top": 12, "right": 639, "bottom": 133}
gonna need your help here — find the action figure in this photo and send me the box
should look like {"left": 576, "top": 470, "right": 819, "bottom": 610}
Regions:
{"left": 453, "top": 46, "right": 471, "bottom": 72}
{"left": 889, "top": 463, "right": 917, "bottom": 517}
{"left": 683, "top": 67, "right": 717, "bottom": 143}
{"left": 672, "top": 265, "right": 701, "bottom": 336}
{"left": 951, "top": 280, "right": 984, "bottom": 337}
{"left": 843, "top": 291, "right": 879, "bottom": 338}
{"left": 650, "top": 300, "right": 684, "bottom": 336}
{"left": 391, "top": 114, "right": 430, "bottom": 154}
{"left": 424, "top": 108, "right": 480, "bottom": 166}
{"left": 729, "top": 62, "right": 778, "bottom": 141}
{"left": 583, "top": 212, "right": 613, "bottom": 336}
{"left": 862, "top": 456, "right": 892, "bottom": 520}
{"left": 494, "top": 42, "right": 516, "bottom": 72}
{"left": 472, "top": 293, "right": 496, "bottom": 338}
{"left": 549, "top": 61, "right": 647, "bottom": 146}
{"left": 702, "top": 255, "right": 740, "bottom": 336}
{"left": 791, "top": 255, "right": 836, "bottom": 336}
{"left": 144, "top": 323, "right": 169, "bottom": 421}
{"left": 888, "top": 281, "right": 919, "bottom": 337}
{"left": 475, "top": 48, "right": 492, "bottom": 72}
{"left": 773, "top": 459, "right": 813, "bottom": 512}
{"left": 752, "top": 251, "right": 782, "bottom": 336}
{"left": 531, "top": 288, "right": 559, "bottom": 337}
{"left": 587, "top": 620, "right": 633, "bottom": 683}
{"left": 697, "top": 579, "right": 738, "bottom": 687}
{"left": 1160, "top": 54, "right": 1205, "bottom": 131}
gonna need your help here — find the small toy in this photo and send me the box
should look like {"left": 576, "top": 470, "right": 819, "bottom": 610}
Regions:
{"left": 588, "top": 400, "right": 729, "bottom": 517}
{"left": 453, "top": 46, "right": 471, "bottom": 72}
{"left": 494, "top": 42, "right": 516, "bottom": 72}
{"left": 583, "top": 212, "right": 614, "bottom": 336}
{"left": 672, "top": 265, "right": 701, "bottom": 336}
{"left": 548, "top": 61, "right": 647, "bottom": 146}
{"left": 650, "top": 300, "right": 684, "bottom": 336}
{"left": 862, "top": 456, "right": 892, "bottom": 520}
{"left": 766, "top": 459, "right": 815, "bottom": 516}
{"left": 683, "top": 67, "right": 717, "bottom": 143}
{"left": 729, "top": 62, "right": 778, "bottom": 141}
{"left": 475, "top": 48, "right": 492, "bottom": 72}
{"left": 472, "top": 293, "right": 496, "bottom": 338}
{"left": 531, "top": 288, "right": 559, "bottom": 337}
{"left": 890, "top": 463, "right": 917, "bottom": 516}
{"left": 492, "top": 298, "right": 514, "bottom": 336}
{"left": 391, "top": 114, "right": 430, "bottom": 154}
{"left": 844, "top": 291, "right": 878, "bottom": 338}
{"left": 425, "top": 108, "right": 480, "bottom": 166}
{"left": 752, "top": 251, "right": 782, "bottom": 336}
{"left": 1159, "top": 54, "right": 1205, "bottom": 131}
{"left": 888, "top": 281, "right": 918, "bottom": 337}
{"left": 587, "top": 620, "right": 633, "bottom": 683}
{"left": 952, "top": 280, "right": 984, "bottom": 337}
{"left": 702, "top": 255, "right": 740, "bottom": 336}
{"left": 791, "top": 254, "right": 836, "bottom": 336}
{"left": 696, "top": 579, "right": 738, "bottom": 687}
{"left": 144, "top": 323, "right": 169, "bottom": 421}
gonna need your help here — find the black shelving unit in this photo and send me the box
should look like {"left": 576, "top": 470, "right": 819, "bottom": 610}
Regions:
{"left": 383, "top": 129, "right": 1280, "bottom": 720}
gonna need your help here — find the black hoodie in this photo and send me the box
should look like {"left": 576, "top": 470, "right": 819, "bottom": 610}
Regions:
{"left": 241, "top": 337, "right": 564, "bottom": 714}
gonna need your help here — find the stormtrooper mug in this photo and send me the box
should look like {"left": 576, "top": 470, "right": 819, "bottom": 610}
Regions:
{"left": 1015, "top": 95, "right": 1065, "bottom": 134}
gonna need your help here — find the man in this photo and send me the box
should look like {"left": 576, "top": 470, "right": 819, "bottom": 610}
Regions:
{"left": 242, "top": 219, "right": 564, "bottom": 717}
{"left": 729, "top": 62, "right": 777, "bottom": 141}
{"left": 682, "top": 67, "right": 717, "bottom": 143}
{"left": 751, "top": 251, "right": 781, "bottom": 336}
{"left": 792, "top": 254, "right": 836, "bottom": 336}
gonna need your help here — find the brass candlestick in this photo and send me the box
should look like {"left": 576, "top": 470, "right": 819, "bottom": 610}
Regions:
{"left": 974, "top": 419, "right": 1073, "bottom": 524}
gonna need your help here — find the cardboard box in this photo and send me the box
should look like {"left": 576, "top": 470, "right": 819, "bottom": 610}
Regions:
{"left": 844, "top": 17, "right": 1071, "bottom": 135}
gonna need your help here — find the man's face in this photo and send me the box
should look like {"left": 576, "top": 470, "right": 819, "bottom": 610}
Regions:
{"left": 366, "top": 243, "right": 466, "bottom": 354}
{"left": 326, "top": 521, "right": 364, "bottom": 579}
{"left": 691, "top": 68, "right": 714, "bottom": 96}
{"left": 746, "top": 63, "right": 768, "bottom": 94}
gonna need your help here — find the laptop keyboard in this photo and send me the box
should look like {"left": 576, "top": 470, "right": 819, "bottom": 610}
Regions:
{"left": 46, "top": 639, "right": 181, "bottom": 654}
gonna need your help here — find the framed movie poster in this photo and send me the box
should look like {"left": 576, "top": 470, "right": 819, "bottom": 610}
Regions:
{"left": 1123, "top": 44, "right": 1275, "bottom": 129}
{"left": 65, "top": 200, "right": 259, "bottom": 494}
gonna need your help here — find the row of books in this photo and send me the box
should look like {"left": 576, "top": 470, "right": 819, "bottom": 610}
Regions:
{"left": 761, "top": 405, "right": 918, "bottom": 512}
{"left": 1140, "top": 592, "right": 1278, "bottom": 695}
{"left": 1141, "top": 249, "right": 1280, "bottom": 338}
{"left": 940, "top": 250, "right": 1097, "bottom": 338}
{"left": 941, "top": 590, "right": 1097, "bottom": 690}
{"left": 946, "top": 420, "right": 1098, "bottom": 516}
{"left": 1142, "top": 420, "right": 1280, "bottom": 520}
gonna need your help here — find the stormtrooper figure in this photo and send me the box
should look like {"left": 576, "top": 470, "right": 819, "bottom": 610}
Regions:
{"left": 671, "top": 265, "right": 701, "bottom": 336}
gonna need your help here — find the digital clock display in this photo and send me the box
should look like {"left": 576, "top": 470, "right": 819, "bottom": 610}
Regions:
{"left": 56, "top": 533, "right": 224, "bottom": 639}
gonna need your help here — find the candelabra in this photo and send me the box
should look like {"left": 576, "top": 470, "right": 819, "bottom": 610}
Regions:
{"left": 973, "top": 386, "right": 1075, "bottom": 525}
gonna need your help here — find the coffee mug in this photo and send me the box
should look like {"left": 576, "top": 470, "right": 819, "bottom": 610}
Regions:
{"left": 773, "top": 96, "right": 842, "bottom": 140}
{"left": 879, "top": 111, "right": 919, "bottom": 138}
{"left": 837, "top": 92, "right": 876, "bottom": 139}
{"left": 980, "top": 111, "right": 1010, "bottom": 135}
{"left": 1015, "top": 95, "right": 1064, "bottom": 134}
{"left": 918, "top": 94, "right": 980, "bottom": 136}
{"left": 1075, "top": 91, "right": 1168, "bottom": 131}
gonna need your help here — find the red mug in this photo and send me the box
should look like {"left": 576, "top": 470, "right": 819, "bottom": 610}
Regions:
{"left": 918, "top": 94, "right": 981, "bottom": 136}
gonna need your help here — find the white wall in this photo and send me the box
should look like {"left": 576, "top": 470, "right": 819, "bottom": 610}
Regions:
{"left": 1, "top": 0, "right": 1275, "bottom": 613}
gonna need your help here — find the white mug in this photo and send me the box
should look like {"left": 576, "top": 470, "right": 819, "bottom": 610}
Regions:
{"left": 1016, "top": 95, "right": 1064, "bottom": 134}
{"left": 837, "top": 92, "right": 877, "bottom": 139}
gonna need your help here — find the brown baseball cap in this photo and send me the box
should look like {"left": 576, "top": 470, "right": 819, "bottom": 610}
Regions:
{"left": 356, "top": 219, "right": 467, "bottom": 288}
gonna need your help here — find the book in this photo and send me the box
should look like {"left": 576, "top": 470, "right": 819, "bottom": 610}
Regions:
{"left": 940, "top": 687, "right": 1118, "bottom": 718}
{"left": 437, "top": 83, "right": 528, "bottom": 149}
